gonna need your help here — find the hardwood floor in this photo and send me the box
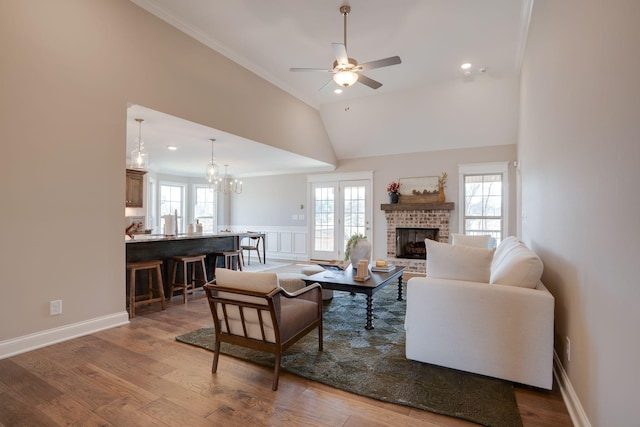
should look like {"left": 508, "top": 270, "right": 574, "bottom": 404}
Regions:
{"left": 0, "top": 291, "right": 573, "bottom": 426}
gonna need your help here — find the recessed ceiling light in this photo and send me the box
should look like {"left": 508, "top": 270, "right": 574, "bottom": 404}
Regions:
{"left": 461, "top": 63, "right": 472, "bottom": 70}
{"left": 334, "top": 88, "right": 343, "bottom": 94}
{"left": 167, "top": 145, "right": 178, "bottom": 151}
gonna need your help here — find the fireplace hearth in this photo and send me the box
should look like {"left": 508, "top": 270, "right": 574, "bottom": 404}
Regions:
{"left": 396, "top": 228, "right": 439, "bottom": 259}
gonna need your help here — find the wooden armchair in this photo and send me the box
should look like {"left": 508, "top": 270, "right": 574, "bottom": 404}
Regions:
{"left": 203, "top": 268, "right": 323, "bottom": 390}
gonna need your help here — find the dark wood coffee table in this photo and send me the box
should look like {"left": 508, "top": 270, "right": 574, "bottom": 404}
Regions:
{"left": 302, "top": 265, "right": 405, "bottom": 330}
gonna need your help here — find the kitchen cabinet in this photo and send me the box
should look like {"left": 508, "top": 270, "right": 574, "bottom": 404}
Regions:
{"left": 126, "top": 169, "right": 146, "bottom": 207}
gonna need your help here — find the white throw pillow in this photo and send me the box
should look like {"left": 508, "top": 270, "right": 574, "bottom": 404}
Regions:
{"left": 425, "top": 239, "right": 495, "bottom": 283}
{"left": 451, "top": 233, "right": 491, "bottom": 248}
{"left": 490, "top": 243, "right": 544, "bottom": 289}
{"left": 492, "top": 236, "right": 521, "bottom": 267}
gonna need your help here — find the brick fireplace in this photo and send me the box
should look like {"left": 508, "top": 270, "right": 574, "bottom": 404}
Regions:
{"left": 380, "top": 202, "right": 455, "bottom": 273}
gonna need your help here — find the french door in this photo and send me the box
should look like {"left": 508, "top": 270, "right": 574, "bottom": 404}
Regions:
{"left": 309, "top": 176, "right": 371, "bottom": 261}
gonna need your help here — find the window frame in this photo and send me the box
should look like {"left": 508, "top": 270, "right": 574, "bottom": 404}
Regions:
{"left": 458, "top": 162, "right": 510, "bottom": 245}
{"left": 192, "top": 183, "right": 217, "bottom": 233}
{"left": 158, "top": 180, "right": 187, "bottom": 234}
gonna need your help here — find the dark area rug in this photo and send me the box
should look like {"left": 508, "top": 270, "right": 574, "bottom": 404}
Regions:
{"left": 176, "top": 284, "right": 522, "bottom": 427}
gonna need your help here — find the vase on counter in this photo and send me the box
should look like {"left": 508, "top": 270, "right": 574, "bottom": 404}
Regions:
{"left": 389, "top": 192, "right": 399, "bottom": 204}
{"left": 438, "top": 187, "right": 446, "bottom": 203}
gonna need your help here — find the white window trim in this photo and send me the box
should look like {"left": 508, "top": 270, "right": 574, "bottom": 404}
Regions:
{"left": 191, "top": 183, "right": 217, "bottom": 233}
{"left": 458, "top": 162, "right": 510, "bottom": 239}
{"left": 158, "top": 180, "right": 187, "bottom": 233}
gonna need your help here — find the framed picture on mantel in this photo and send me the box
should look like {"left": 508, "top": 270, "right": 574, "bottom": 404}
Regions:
{"left": 398, "top": 176, "right": 439, "bottom": 203}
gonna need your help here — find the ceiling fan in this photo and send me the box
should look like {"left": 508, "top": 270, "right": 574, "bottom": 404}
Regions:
{"left": 290, "top": 5, "right": 401, "bottom": 90}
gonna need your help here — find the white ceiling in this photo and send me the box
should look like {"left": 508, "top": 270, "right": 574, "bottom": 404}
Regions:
{"left": 127, "top": 0, "right": 529, "bottom": 177}
{"left": 126, "top": 104, "right": 335, "bottom": 178}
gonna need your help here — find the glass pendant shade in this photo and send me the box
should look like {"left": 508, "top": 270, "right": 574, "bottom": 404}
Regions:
{"left": 130, "top": 118, "right": 148, "bottom": 170}
{"left": 206, "top": 162, "right": 219, "bottom": 183}
{"left": 333, "top": 70, "right": 358, "bottom": 87}
{"left": 205, "top": 138, "right": 219, "bottom": 184}
{"left": 130, "top": 147, "right": 148, "bottom": 169}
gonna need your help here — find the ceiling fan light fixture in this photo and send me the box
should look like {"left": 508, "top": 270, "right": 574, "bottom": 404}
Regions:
{"left": 333, "top": 70, "right": 358, "bottom": 87}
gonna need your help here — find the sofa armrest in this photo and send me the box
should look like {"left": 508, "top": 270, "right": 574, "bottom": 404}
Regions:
{"left": 405, "top": 277, "right": 555, "bottom": 389}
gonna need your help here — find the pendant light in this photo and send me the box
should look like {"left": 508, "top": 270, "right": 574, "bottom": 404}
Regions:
{"left": 205, "top": 138, "right": 219, "bottom": 185}
{"left": 214, "top": 164, "right": 242, "bottom": 195}
{"left": 130, "top": 118, "right": 148, "bottom": 169}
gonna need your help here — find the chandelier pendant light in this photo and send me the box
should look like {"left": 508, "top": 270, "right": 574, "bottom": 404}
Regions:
{"left": 205, "top": 138, "right": 219, "bottom": 186}
{"left": 214, "top": 164, "right": 242, "bottom": 195}
{"left": 130, "top": 118, "right": 149, "bottom": 170}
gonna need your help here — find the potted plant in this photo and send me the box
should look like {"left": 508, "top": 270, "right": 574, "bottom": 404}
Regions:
{"left": 387, "top": 181, "right": 401, "bottom": 204}
{"left": 344, "top": 233, "right": 371, "bottom": 266}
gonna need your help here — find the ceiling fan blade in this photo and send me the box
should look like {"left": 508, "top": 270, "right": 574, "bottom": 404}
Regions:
{"left": 319, "top": 79, "right": 336, "bottom": 92}
{"left": 290, "top": 67, "right": 333, "bottom": 72}
{"left": 359, "top": 56, "right": 402, "bottom": 71}
{"left": 332, "top": 43, "right": 349, "bottom": 66}
{"left": 357, "top": 74, "right": 382, "bottom": 90}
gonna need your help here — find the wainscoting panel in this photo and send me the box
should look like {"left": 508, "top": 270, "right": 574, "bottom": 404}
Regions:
{"left": 280, "top": 232, "right": 293, "bottom": 253}
{"left": 231, "top": 226, "right": 308, "bottom": 261}
{"left": 266, "top": 231, "right": 279, "bottom": 252}
{"left": 294, "top": 232, "right": 307, "bottom": 254}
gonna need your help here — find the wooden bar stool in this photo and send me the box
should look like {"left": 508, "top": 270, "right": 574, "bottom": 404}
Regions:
{"left": 126, "top": 260, "right": 166, "bottom": 319}
{"left": 211, "top": 250, "right": 243, "bottom": 277}
{"left": 169, "top": 254, "right": 208, "bottom": 304}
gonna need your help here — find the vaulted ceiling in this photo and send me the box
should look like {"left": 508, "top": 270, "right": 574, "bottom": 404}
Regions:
{"left": 128, "top": 0, "right": 530, "bottom": 176}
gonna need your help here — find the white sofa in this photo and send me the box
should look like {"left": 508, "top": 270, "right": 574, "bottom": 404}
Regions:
{"left": 405, "top": 236, "right": 555, "bottom": 389}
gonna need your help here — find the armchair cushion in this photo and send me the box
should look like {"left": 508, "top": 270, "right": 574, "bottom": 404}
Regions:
{"left": 425, "top": 239, "right": 495, "bottom": 283}
{"left": 215, "top": 268, "right": 278, "bottom": 293}
{"left": 280, "top": 298, "right": 319, "bottom": 341}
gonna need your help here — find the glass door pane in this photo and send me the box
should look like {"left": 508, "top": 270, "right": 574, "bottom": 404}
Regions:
{"left": 310, "top": 179, "right": 371, "bottom": 261}
{"left": 310, "top": 183, "right": 337, "bottom": 260}
{"left": 341, "top": 181, "right": 370, "bottom": 255}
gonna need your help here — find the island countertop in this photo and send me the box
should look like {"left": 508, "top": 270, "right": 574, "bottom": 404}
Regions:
{"left": 125, "top": 231, "right": 266, "bottom": 269}
{"left": 125, "top": 231, "right": 262, "bottom": 244}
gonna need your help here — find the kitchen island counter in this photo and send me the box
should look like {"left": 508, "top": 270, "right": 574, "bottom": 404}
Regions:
{"left": 126, "top": 232, "right": 265, "bottom": 291}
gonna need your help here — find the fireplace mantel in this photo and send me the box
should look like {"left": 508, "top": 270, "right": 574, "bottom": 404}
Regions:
{"left": 380, "top": 202, "right": 454, "bottom": 212}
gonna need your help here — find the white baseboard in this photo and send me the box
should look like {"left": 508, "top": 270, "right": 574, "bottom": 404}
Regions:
{"left": 553, "top": 350, "right": 591, "bottom": 427}
{"left": 0, "top": 312, "right": 130, "bottom": 359}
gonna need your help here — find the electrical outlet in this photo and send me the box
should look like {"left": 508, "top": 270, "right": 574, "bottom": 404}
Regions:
{"left": 50, "top": 300, "right": 62, "bottom": 316}
{"left": 565, "top": 336, "right": 571, "bottom": 362}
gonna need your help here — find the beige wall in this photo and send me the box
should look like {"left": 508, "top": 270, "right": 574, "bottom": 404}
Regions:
{"left": 520, "top": 0, "right": 640, "bottom": 425}
{"left": 338, "top": 145, "right": 517, "bottom": 258}
{"left": 0, "top": 0, "right": 334, "bottom": 344}
{"left": 231, "top": 145, "right": 516, "bottom": 262}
